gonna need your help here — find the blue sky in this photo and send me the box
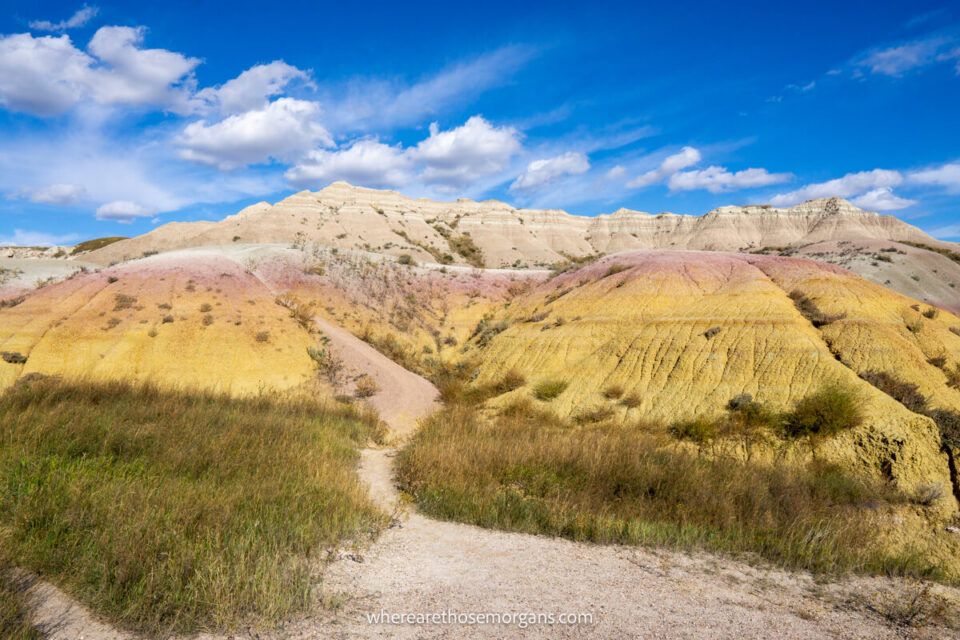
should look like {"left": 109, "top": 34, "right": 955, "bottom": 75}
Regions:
{"left": 1, "top": 0, "right": 958, "bottom": 245}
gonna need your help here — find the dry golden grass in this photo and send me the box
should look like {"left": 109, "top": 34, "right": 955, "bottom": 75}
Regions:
{"left": 398, "top": 401, "right": 949, "bottom": 582}
{"left": 0, "top": 376, "right": 385, "bottom": 634}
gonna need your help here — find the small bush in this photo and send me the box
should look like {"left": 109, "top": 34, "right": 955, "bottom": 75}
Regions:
{"left": 113, "top": 293, "right": 137, "bottom": 311}
{"left": 783, "top": 383, "right": 863, "bottom": 442}
{"left": 929, "top": 409, "right": 960, "bottom": 448}
{"left": 107, "top": 276, "right": 119, "bottom": 284}
{"left": 602, "top": 263, "right": 629, "bottom": 278}
{"left": 602, "top": 384, "right": 624, "bottom": 399}
{"left": 162, "top": 315, "right": 174, "bottom": 324}
{"left": 200, "top": 303, "right": 213, "bottom": 313}
{"left": 1, "top": 352, "right": 27, "bottom": 365}
{"left": 573, "top": 405, "right": 615, "bottom": 424}
{"left": 353, "top": 374, "right": 380, "bottom": 399}
{"left": 469, "top": 317, "right": 509, "bottom": 348}
{"left": 493, "top": 370, "right": 526, "bottom": 395}
{"left": 201, "top": 314, "right": 214, "bottom": 326}
{"left": 911, "top": 483, "right": 945, "bottom": 507}
{"left": 397, "top": 254, "right": 414, "bottom": 266}
{"left": 789, "top": 290, "right": 846, "bottom": 328}
{"left": 447, "top": 233, "right": 485, "bottom": 268}
{"left": 922, "top": 307, "right": 939, "bottom": 320}
{"left": 928, "top": 355, "right": 947, "bottom": 369}
{"left": 526, "top": 310, "right": 550, "bottom": 323}
{"left": 533, "top": 379, "right": 568, "bottom": 401}
{"left": 860, "top": 371, "right": 928, "bottom": 413}
{"left": 703, "top": 326, "right": 721, "bottom": 339}
{"left": 906, "top": 319, "right": 923, "bottom": 334}
{"left": 945, "top": 363, "right": 960, "bottom": 390}
{"left": 951, "top": 327, "right": 960, "bottom": 337}
{"left": 307, "top": 345, "right": 343, "bottom": 385}
{"left": 620, "top": 393, "right": 642, "bottom": 409}
{"left": 255, "top": 331, "right": 270, "bottom": 343}
{"left": 669, "top": 417, "right": 719, "bottom": 445}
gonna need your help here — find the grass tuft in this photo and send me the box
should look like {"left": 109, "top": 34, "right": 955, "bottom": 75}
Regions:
{"left": 533, "top": 379, "right": 568, "bottom": 401}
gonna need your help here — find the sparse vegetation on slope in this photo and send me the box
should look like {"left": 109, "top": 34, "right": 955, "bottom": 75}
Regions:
{"left": 0, "top": 376, "right": 385, "bottom": 634}
{"left": 903, "top": 241, "right": 960, "bottom": 266}
{"left": 70, "top": 236, "right": 128, "bottom": 254}
{"left": 398, "top": 399, "right": 945, "bottom": 581}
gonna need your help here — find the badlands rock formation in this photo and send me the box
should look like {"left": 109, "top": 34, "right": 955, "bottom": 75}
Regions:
{"left": 75, "top": 181, "right": 959, "bottom": 312}
{"left": 469, "top": 251, "right": 960, "bottom": 512}
{"left": 0, "top": 248, "right": 317, "bottom": 393}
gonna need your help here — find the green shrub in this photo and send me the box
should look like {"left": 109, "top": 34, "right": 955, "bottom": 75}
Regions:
{"left": 533, "top": 379, "right": 568, "bottom": 401}
{"left": 669, "top": 417, "right": 719, "bottom": 445}
{"left": 783, "top": 383, "right": 863, "bottom": 441}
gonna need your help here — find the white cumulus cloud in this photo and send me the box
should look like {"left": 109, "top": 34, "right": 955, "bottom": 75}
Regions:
{"left": 95, "top": 200, "right": 153, "bottom": 222}
{"left": 851, "top": 187, "right": 916, "bottom": 211}
{"left": 22, "top": 183, "right": 87, "bottom": 204}
{"left": 0, "top": 27, "right": 199, "bottom": 116}
{"left": 177, "top": 97, "right": 333, "bottom": 169}
{"left": 668, "top": 166, "right": 791, "bottom": 193}
{"left": 510, "top": 151, "right": 589, "bottom": 192}
{"left": 286, "top": 138, "right": 413, "bottom": 189}
{"left": 770, "top": 169, "right": 904, "bottom": 207}
{"left": 412, "top": 116, "right": 521, "bottom": 189}
{"left": 908, "top": 162, "right": 960, "bottom": 191}
{"left": 0, "top": 33, "right": 96, "bottom": 115}
{"left": 196, "top": 61, "right": 312, "bottom": 115}
{"left": 29, "top": 5, "right": 99, "bottom": 32}
{"left": 626, "top": 146, "right": 701, "bottom": 188}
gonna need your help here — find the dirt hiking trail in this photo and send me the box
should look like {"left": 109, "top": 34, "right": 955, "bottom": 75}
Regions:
{"left": 23, "top": 315, "right": 943, "bottom": 639}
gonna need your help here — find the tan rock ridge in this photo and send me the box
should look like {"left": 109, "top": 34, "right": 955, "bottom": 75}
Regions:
{"left": 81, "top": 181, "right": 942, "bottom": 269}
{"left": 73, "top": 181, "right": 959, "bottom": 312}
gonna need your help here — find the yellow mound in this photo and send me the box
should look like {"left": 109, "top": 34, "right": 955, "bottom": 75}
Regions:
{"left": 0, "top": 254, "right": 315, "bottom": 394}
{"left": 465, "top": 251, "right": 959, "bottom": 508}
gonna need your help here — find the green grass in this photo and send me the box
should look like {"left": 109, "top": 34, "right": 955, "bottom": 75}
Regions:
{"left": 70, "top": 236, "right": 128, "bottom": 254}
{"left": 398, "top": 402, "right": 946, "bottom": 581}
{"left": 0, "top": 377, "right": 386, "bottom": 634}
